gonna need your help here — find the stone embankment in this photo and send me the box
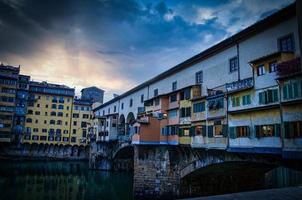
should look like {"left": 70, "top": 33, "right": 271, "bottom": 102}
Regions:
{"left": 0, "top": 143, "right": 89, "bottom": 160}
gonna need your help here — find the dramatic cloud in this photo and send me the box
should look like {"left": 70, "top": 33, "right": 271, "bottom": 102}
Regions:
{"left": 0, "top": 0, "right": 294, "bottom": 101}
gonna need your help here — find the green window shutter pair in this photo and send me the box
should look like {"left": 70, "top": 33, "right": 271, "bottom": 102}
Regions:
{"left": 222, "top": 125, "right": 228, "bottom": 137}
{"left": 267, "top": 90, "right": 273, "bottom": 103}
{"left": 208, "top": 126, "right": 213, "bottom": 138}
{"left": 229, "top": 127, "right": 236, "bottom": 139}
{"left": 274, "top": 124, "right": 281, "bottom": 137}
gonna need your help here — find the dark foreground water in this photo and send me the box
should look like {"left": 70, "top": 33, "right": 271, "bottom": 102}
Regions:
{"left": 0, "top": 161, "right": 133, "bottom": 200}
{"left": 0, "top": 161, "right": 302, "bottom": 200}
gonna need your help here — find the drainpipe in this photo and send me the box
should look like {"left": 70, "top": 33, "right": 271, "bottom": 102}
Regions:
{"left": 236, "top": 43, "right": 241, "bottom": 81}
{"left": 297, "top": 0, "right": 302, "bottom": 62}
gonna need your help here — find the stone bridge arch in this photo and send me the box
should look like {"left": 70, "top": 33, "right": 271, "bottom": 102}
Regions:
{"left": 112, "top": 143, "right": 134, "bottom": 171}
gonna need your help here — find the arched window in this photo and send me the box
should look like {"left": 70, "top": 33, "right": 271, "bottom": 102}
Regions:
{"left": 50, "top": 111, "right": 56, "bottom": 116}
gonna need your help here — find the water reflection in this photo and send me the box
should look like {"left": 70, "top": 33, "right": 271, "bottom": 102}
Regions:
{"left": 0, "top": 161, "right": 133, "bottom": 200}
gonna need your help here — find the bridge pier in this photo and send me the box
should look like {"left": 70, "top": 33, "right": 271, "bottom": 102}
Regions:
{"left": 133, "top": 145, "right": 180, "bottom": 199}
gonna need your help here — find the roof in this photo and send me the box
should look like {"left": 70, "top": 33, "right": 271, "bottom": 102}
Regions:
{"left": 81, "top": 86, "right": 105, "bottom": 92}
{"left": 30, "top": 81, "right": 74, "bottom": 90}
{"left": 0, "top": 64, "right": 20, "bottom": 72}
{"left": 94, "top": 2, "right": 296, "bottom": 111}
{"left": 74, "top": 98, "right": 93, "bottom": 106}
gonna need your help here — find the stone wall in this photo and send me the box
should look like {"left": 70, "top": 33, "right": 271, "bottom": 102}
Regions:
{"left": 0, "top": 143, "right": 89, "bottom": 160}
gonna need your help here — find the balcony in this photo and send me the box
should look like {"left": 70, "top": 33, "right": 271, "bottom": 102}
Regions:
{"left": 276, "top": 57, "right": 301, "bottom": 79}
{"left": 226, "top": 77, "right": 254, "bottom": 93}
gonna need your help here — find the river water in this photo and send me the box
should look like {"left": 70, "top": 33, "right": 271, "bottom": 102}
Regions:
{"left": 0, "top": 161, "right": 302, "bottom": 200}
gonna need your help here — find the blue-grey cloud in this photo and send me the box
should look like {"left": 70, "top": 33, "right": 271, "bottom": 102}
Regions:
{"left": 0, "top": 0, "right": 294, "bottom": 102}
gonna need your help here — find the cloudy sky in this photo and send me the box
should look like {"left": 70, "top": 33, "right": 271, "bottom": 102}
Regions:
{"left": 0, "top": 0, "right": 294, "bottom": 102}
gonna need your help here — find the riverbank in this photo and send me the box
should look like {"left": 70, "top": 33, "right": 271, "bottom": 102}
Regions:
{"left": 182, "top": 186, "right": 302, "bottom": 200}
{"left": 0, "top": 142, "right": 89, "bottom": 161}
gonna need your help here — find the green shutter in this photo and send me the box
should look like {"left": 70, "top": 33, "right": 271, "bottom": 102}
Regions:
{"left": 273, "top": 89, "right": 279, "bottom": 102}
{"left": 255, "top": 125, "right": 260, "bottom": 138}
{"left": 189, "top": 126, "right": 195, "bottom": 136}
{"left": 259, "top": 92, "right": 265, "bottom": 104}
{"left": 267, "top": 90, "right": 273, "bottom": 103}
{"left": 247, "top": 95, "right": 251, "bottom": 104}
{"left": 179, "top": 128, "right": 183, "bottom": 137}
{"left": 202, "top": 125, "right": 206, "bottom": 136}
{"left": 283, "top": 85, "right": 288, "bottom": 100}
{"left": 208, "top": 126, "right": 213, "bottom": 138}
{"left": 222, "top": 125, "right": 228, "bottom": 137}
{"left": 288, "top": 85, "right": 293, "bottom": 99}
{"left": 293, "top": 82, "right": 299, "bottom": 98}
{"left": 274, "top": 124, "right": 281, "bottom": 137}
{"left": 284, "top": 122, "right": 290, "bottom": 138}
{"left": 229, "top": 127, "right": 236, "bottom": 139}
{"left": 232, "top": 97, "right": 235, "bottom": 107}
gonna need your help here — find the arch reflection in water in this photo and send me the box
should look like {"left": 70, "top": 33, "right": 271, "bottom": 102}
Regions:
{"left": 0, "top": 161, "right": 133, "bottom": 200}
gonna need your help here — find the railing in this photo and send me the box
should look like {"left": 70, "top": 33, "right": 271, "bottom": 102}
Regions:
{"left": 226, "top": 77, "right": 253, "bottom": 93}
{"left": 277, "top": 57, "right": 301, "bottom": 79}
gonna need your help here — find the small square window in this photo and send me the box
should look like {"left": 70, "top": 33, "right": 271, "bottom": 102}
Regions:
{"left": 172, "top": 81, "right": 177, "bottom": 91}
{"left": 257, "top": 65, "right": 265, "bottom": 76}
{"left": 278, "top": 34, "right": 294, "bottom": 52}
{"left": 269, "top": 61, "right": 277, "bottom": 73}
{"left": 154, "top": 89, "right": 158, "bottom": 97}
{"left": 229, "top": 57, "right": 238, "bottom": 73}
{"left": 195, "top": 71, "right": 203, "bottom": 84}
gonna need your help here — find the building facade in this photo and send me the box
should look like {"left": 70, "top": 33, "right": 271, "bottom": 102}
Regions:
{"left": 81, "top": 86, "right": 104, "bottom": 104}
{"left": 93, "top": 3, "right": 302, "bottom": 159}
{"left": 71, "top": 98, "right": 93, "bottom": 145}
{"left": 0, "top": 65, "right": 20, "bottom": 142}
{"left": 23, "top": 81, "right": 75, "bottom": 145}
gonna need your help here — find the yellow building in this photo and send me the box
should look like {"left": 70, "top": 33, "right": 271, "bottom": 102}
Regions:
{"left": 70, "top": 98, "right": 93, "bottom": 146}
{"left": 23, "top": 81, "right": 75, "bottom": 145}
{"left": 0, "top": 64, "right": 19, "bottom": 142}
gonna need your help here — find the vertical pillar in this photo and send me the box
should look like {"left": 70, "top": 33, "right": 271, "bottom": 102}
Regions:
{"left": 133, "top": 145, "right": 180, "bottom": 199}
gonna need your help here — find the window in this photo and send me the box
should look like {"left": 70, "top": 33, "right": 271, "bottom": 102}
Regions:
{"left": 180, "top": 107, "right": 191, "bottom": 118}
{"left": 283, "top": 80, "right": 302, "bottom": 100}
{"left": 121, "top": 103, "right": 124, "bottom": 110}
{"left": 32, "top": 135, "right": 39, "bottom": 140}
{"left": 195, "top": 71, "right": 203, "bottom": 84}
{"left": 26, "top": 118, "right": 32, "bottom": 123}
{"left": 42, "top": 129, "right": 47, "bottom": 133}
{"left": 81, "top": 122, "right": 87, "bottom": 128}
{"left": 257, "top": 65, "right": 265, "bottom": 76}
{"left": 170, "top": 94, "right": 177, "bottom": 102}
{"left": 255, "top": 124, "right": 280, "bottom": 137}
{"left": 168, "top": 109, "right": 178, "bottom": 119}
{"left": 65, "top": 121, "right": 68, "bottom": 126}
{"left": 37, "top": 104, "right": 40, "bottom": 107}
{"left": 284, "top": 121, "right": 302, "bottom": 138}
{"left": 81, "top": 106, "right": 84, "bottom": 111}
{"left": 259, "top": 89, "right": 278, "bottom": 104}
{"left": 57, "top": 112, "right": 63, "bottom": 117}
{"left": 114, "top": 105, "right": 117, "bottom": 112}
{"left": 154, "top": 89, "right": 158, "bottom": 97}
{"left": 172, "top": 81, "right": 177, "bottom": 91}
{"left": 208, "top": 98, "right": 224, "bottom": 110}
{"left": 129, "top": 99, "right": 133, "bottom": 107}
{"left": 269, "top": 61, "right": 277, "bottom": 72}
{"left": 154, "top": 98, "right": 160, "bottom": 106}
{"left": 140, "top": 94, "right": 144, "bottom": 103}
{"left": 35, "top": 119, "right": 38, "bottom": 124}
{"left": 27, "top": 110, "right": 33, "bottom": 114}
{"left": 82, "top": 129, "right": 87, "bottom": 137}
{"left": 193, "top": 102, "right": 205, "bottom": 113}
{"left": 180, "top": 88, "right": 190, "bottom": 100}
{"left": 231, "top": 96, "right": 240, "bottom": 107}
{"left": 278, "top": 34, "right": 294, "bottom": 52}
{"left": 229, "top": 56, "right": 238, "bottom": 73}
{"left": 50, "top": 120, "right": 55, "bottom": 125}
{"left": 83, "top": 114, "right": 89, "bottom": 119}
{"left": 44, "top": 120, "right": 47, "bottom": 124}
{"left": 57, "top": 120, "right": 62, "bottom": 125}
{"left": 67, "top": 106, "right": 69, "bottom": 110}
{"left": 71, "top": 137, "right": 76, "bottom": 143}
{"left": 108, "top": 108, "right": 110, "bottom": 114}
{"left": 73, "top": 113, "right": 79, "bottom": 118}
{"left": 45, "top": 104, "right": 48, "bottom": 108}
{"left": 66, "top": 113, "right": 68, "bottom": 117}
{"left": 35, "top": 111, "right": 40, "bottom": 115}
{"left": 75, "top": 106, "right": 79, "bottom": 110}
{"left": 229, "top": 126, "right": 250, "bottom": 138}
{"left": 50, "top": 111, "right": 56, "bottom": 116}
{"left": 58, "top": 105, "right": 64, "bottom": 109}
{"left": 242, "top": 94, "right": 251, "bottom": 105}
{"left": 103, "top": 110, "right": 105, "bottom": 115}
{"left": 45, "top": 112, "right": 48, "bottom": 116}
{"left": 73, "top": 129, "right": 77, "bottom": 134}
{"left": 51, "top": 104, "right": 57, "bottom": 109}
{"left": 73, "top": 121, "right": 77, "bottom": 126}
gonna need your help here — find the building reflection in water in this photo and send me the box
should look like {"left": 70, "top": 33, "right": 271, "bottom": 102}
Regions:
{"left": 0, "top": 161, "right": 133, "bottom": 200}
